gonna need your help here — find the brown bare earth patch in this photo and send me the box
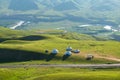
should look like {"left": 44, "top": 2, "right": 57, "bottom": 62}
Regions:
{"left": 96, "top": 56, "right": 120, "bottom": 62}
{"left": 73, "top": 52, "right": 120, "bottom": 62}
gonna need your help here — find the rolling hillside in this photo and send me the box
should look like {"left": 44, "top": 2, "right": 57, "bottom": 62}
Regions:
{"left": 0, "top": 27, "right": 120, "bottom": 64}
{"left": 0, "top": 27, "right": 120, "bottom": 80}
{"left": 0, "top": 68, "right": 120, "bottom": 80}
{"left": 0, "top": 1, "right": 120, "bottom": 80}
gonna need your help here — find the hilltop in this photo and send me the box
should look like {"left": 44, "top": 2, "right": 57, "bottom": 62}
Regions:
{"left": 0, "top": 27, "right": 120, "bottom": 64}
{"left": 0, "top": 27, "right": 120, "bottom": 80}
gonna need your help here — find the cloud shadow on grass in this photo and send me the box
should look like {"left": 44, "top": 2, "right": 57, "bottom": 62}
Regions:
{"left": 19, "top": 35, "right": 47, "bottom": 41}
{"left": 0, "top": 35, "right": 47, "bottom": 43}
{"left": 0, "top": 38, "right": 9, "bottom": 43}
{"left": 46, "top": 53, "right": 57, "bottom": 61}
{"left": 62, "top": 55, "right": 71, "bottom": 61}
{"left": 0, "top": 48, "right": 48, "bottom": 63}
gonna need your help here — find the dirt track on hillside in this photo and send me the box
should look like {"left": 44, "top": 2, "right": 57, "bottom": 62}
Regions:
{"left": 0, "top": 64, "right": 120, "bottom": 69}
{"left": 93, "top": 54, "right": 120, "bottom": 62}
{"left": 97, "top": 56, "right": 120, "bottom": 62}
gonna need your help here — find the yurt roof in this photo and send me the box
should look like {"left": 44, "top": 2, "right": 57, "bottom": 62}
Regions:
{"left": 65, "top": 51, "right": 72, "bottom": 54}
{"left": 52, "top": 49, "right": 59, "bottom": 53}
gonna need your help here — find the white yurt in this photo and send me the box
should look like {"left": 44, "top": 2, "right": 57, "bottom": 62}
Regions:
{"left": 74, "top": 49, "right": 80, "bottom": 53}
{"left": 64, "top": 51, "right": 72, "bottom": 56}
{"left": 51, "top": 49, "right": 59, "bottom": 54}
{"left": 66, "top": 46, "right": 72, "bottom": 51}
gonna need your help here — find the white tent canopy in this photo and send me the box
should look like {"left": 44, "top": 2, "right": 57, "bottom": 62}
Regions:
{"left": 51, "top": 49, "right": 59, "bottom": 54}
{"left": 66, "top": 46, "right": 72, "bottom": 51}
{"left": 73, "top": 49, "right": 80, "bottom": 53}
{"left": 64, "top": 51, "right": 72, "bottom": 56}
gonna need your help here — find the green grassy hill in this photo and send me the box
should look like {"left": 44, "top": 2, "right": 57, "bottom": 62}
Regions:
{"left": 0, "top": 68, "right": 120, "bottom": 80}
{"left": 0, "top": 27, "right": 30, "bottom": 42}
{"left": 0, "top": 27, "right": 27, "bottom": 37}
{"left": 0, "top": 27, "right": 120, "bottom": 64}
{"left": 0, "top": 27, "right": 120, "bottom": 80}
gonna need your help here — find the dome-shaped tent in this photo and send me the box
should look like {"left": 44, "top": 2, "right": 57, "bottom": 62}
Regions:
{"left": 64, "top": 51, "right": 72, "bottom": 56}
{"left": 73, "top": 49, "right": 80, "bottom": 53}
{"left": 51, "top": 49, "right": 59, "bottom": 54}
{"left": 66, "top": 46, "right": 72, "bottom": 51}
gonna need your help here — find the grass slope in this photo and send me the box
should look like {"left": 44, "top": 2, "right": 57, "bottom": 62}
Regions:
{"left": 0, "top": 27, "right": 120, "bottom": 80}
{"left": 0, "top": 27, "right": 120, "bottom": 64}
{"left": 0, "top": 27, "right": 29, "bottom": 38}
{"left": 0, "top": 68, "right": 120, "bottom": 80}
{"left": 33, "top": 72, "right": 120, "bottom": 80}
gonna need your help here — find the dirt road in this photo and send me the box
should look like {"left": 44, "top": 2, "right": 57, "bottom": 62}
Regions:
{"left": 0, "top": 64, "right": 120, "bottom": 68}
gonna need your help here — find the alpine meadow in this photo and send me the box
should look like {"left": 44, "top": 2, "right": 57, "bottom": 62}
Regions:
{"left": 0, "top": 0, "right": 120, "bottom": 80}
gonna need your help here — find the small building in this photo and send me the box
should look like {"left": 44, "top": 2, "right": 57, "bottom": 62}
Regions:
{"left": 66, "top": 46, "right": 72, "bottom": 51}
{"left": 51, "top": 49, "right": 59, "bottom": 54}
{"left": 86, "top": 54, "right": 94, "bottom": 60}
{"left": 64, "top": 51, "right": 72, "bottom": 56}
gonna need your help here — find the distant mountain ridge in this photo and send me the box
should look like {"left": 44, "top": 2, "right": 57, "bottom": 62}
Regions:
{"left": 0, "top": 0, "right": 120, "bottom": 11}
{"left": 9, "top": 0, "right": 38, "bottom": 11}
{"left": 0, "top": 0, "right": 120, "bottom": 26}
{"left": 0, "top": 0, "right": 120, "bottom": 40}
